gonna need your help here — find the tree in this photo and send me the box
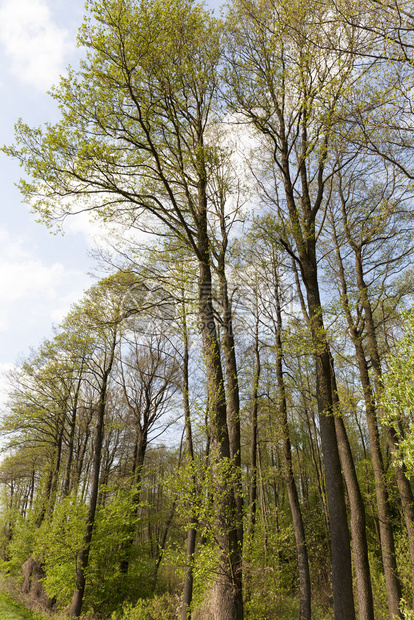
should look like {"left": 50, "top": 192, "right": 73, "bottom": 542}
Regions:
{"left": 65, "top": 280, "right": 122, "bottom": 617}
{"left": 225, "top": 0, "right": 372, "bottom": 616}
{"left": 6, "top": 2, "right": 243, "bottom": 615}
{"left": 116, "top": 329, "right": 180, "bottom": 574}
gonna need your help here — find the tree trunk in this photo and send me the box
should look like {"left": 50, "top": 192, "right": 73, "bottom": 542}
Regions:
{"left": 181, "top": 297, "right": 198, "bottom": 620}
{"left": 329, "top": 356, "right": 374, "bottom": 620}
{"left": 197, "top": 157, "right": 243, "bottom": 618}
{"left": 277, "top": 117, "right": 356, "bottom": 617}
{"left": 119, "top": 429, "right": 147, "bottom": 574}
{"left": 63, "top": 366, "right": 84, "bottom": 498}
{"left": 332, "top": 221, "right": 400, "bottom": 618}
{"left": 218, "top": 263, "right": 244, "bottom": 553}
{"left": 354, "top": 248, "right": 403, "bottom": 618}
{"left": 198, "top": 253, "right": 243, "bottom": 620}
{"left": 69, "top": 330, "right": 117, "bottom": 618}
{"left": 274, "top": 275, "right": 312, "bottom": 620}
{"left": 247, "top": 309, "right": 260, "bottom": 540}
{"left": 305, "top": 268, "right": 355, "bottom": 620}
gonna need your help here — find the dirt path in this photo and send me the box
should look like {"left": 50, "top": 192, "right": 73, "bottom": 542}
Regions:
{"left": 0, "top": 593, "right": 43, "bottom": 620}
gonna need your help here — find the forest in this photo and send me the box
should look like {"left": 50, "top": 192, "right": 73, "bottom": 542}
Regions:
{"left": 1, "top": 0, "right": 414, "bottom": 618}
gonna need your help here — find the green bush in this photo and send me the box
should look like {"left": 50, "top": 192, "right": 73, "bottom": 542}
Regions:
{"left": 33, "top": 493, "right": 87, "bottom": 606}
{"left": 112, "top": 594, "right": 180, "bottom": 620}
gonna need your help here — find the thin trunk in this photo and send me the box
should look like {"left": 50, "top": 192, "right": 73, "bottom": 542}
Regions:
{"left": 69, "top": 329, "right": 117, "bottom": 618}
{"left": 47, "top": 419, "right": 65, "bottom": 516}
{"left": 181, "top": 296, "right": 198, "bottom": 620}
{"left": 354, "top": 248, "right": 403, "bottom": 618}
{"left": 63, "top": 368, "right": 83, "bottom": 498}
{"left": 119, "top": 428, "right": 147, "bottom": 574}
{"left": 257, "top": 444, "right": 269, "bottom": 566}
{"left": 153, "top": 502, "right": 176, "bottom": 587}
{"left": 73, "top": 405, "right": 93, "bottom": 493}
{"left": 248, "top": 308, "right": 260, "bottom": 539}
{"left": 303, "top": 402, "right": 330, "bottom": 541}
{"left": 274, "top": 276, "right": 311, "bottom": 620}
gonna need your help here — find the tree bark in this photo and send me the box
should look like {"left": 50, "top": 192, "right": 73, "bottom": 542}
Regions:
{"left": 62, "top": 360, "right": 85, "bottom": 498}
{"left": 329, "top": 356, "right": 374, "bottom": 620}
{"left": 247, "top": 307, "right": 260, "bottom": 540}
{"left": 198, "top": 255, "right": 243, "bottom": 620}
{"left": 197, "top": 146, "right": 243, "bottom": 618}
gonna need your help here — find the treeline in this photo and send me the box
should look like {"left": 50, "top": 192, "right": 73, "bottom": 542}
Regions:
{"left": 2, "top": 0, "right": 414, "bottom": 618}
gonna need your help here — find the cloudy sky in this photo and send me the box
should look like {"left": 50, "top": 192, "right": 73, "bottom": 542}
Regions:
{"left": 0, "top": 0, "right": 92, "bottom": 381}
{"left": 0, "top": 0, "right": 221, "bottom": 405}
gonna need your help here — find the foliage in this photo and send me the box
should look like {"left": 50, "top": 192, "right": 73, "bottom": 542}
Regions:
{"left": 85, "top": 486, "right": 149, "bottom": 614}
{"left": 111, "top": 594, "right": 180, "bottom": 620}
{"left": 3, "top": 0, "right": 414, "bottom": 618}
{"left": 33, "top": 494, "right": 87, "bottom": 604}
{"left": 383, "top": 307, "right": 414, "bottom": 471}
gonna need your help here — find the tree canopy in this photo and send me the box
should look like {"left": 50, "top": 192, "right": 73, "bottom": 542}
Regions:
{"left": 3, "top": 0, "right": 414, "bottom": 619}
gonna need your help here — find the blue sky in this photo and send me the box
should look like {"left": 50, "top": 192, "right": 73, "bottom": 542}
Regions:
{"left": 0, "top": 0, "right": 93, "bottom": 377}
{"left": 0, "top": 0, "right": 222, "bottom": 405}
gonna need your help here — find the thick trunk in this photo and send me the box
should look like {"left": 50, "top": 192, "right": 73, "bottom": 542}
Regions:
{"left": 333, "top": 413, "right": 374, "bottom": 620}
{"left": 329, "top": 354, "right": 374, "bottom": 620}
{"left": 279, "top": 126, "right": 355, "bottom": 617}
{"left": 198, "top": 254, "right": 243, "bottom": 620}
{"left": 196, "top": 158, "right": 242, "bottom": 618}
{"left": 181, "top": 523, "right": 197, "bottom": 620}
{"left": 218, "top": 265, "right": 243, "bottom": 551}
{"left": 305, "top": 270, "right": 355, "bottom": 620}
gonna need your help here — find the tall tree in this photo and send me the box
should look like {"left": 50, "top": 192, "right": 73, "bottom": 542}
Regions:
{"left": 225, "top": 0, "right": 369, "bottom": 615}
{"left": 6, "top": 1, "right": 243, "bottom": 615}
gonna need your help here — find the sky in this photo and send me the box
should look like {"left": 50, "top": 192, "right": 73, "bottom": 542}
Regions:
{"left": 0, "top": 0, "right": 222, "bottom": 407}
{"left": 0, "top": 0, "right": 93, "bottom": 386}
{"left": 0, "top": 0, "right": 223, "bottom": 405}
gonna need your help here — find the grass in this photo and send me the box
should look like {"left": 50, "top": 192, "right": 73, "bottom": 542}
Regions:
{"left": 0, "top": 592, "right": 45, "bottom": 620}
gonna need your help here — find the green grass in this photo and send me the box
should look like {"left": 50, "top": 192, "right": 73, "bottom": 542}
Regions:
{"left": 0, "top": 592, "right": 45, "bottom": 620}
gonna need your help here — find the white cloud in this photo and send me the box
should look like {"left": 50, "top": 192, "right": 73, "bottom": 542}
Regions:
{"left": 63, "top": 211, "right": 108, "bottom": 248}
{"left": 0, "top": 226, "right": 88, "bottom": 335}
{"left": 63, "top": 211, "right": 152, "bottom": 255}
{"left": 0, "top": 0, "right": 71, "bottom": 90}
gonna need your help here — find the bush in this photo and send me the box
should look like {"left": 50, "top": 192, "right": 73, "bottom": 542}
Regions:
{"left": 111, "top": 594, "right": 180, "bottom": 620}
